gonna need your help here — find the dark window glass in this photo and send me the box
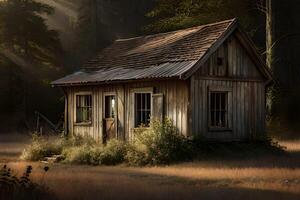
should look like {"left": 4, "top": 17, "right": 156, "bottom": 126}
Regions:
{"left": 135, "top": 93, "right": 151, "bottom": 127}
{"left": 217, "top": 57, "right": 223, "bottom": 66}
{"left": 76, "top": 95, "right": 92, "bottom": 123}
{"left": 210, "top": 92, "right": 227, "bottom": 128}
{"left": 105, "top": 95, "right": 116, "bottom": 118}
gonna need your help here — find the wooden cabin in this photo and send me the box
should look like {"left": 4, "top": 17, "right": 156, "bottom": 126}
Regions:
{"left": 52, "top": 19, "right": 272, "bottom": 142}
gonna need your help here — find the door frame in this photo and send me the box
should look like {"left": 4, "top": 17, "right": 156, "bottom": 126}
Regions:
{"left": 103, "top": 92, "right": 118, "bottom": 141}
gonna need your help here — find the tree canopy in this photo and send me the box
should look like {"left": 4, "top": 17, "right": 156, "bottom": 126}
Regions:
{"left": 0, "top": 0, "right": 62, "bottom": 66}
{"left": 145, "top": 0, "right": 263, "bottom": 37}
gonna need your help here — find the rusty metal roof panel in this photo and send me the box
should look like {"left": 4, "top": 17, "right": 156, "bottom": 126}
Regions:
{"left": 52, "top": 61, "right": 197, "bottom": 86}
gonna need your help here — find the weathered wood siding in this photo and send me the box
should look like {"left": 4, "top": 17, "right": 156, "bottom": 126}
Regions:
{"left": 65, "top": 80, "right": 189, "bottom": 141}
{"left": 190, "top": 35, "right": 266, "bottom": 140}
{"left": 197, "top": 36, "right": 263, "bottom": 79}
{"left": 64, "top": 34, "right": 267, "bottom": 141}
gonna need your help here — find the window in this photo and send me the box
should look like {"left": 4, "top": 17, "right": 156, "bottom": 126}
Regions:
{"left": 134, "top": 93, "right": 151, "bottom": 127}
{"left": 105, "top": 95, "right": 116, "bottom": 118}
{"left": 76, "top": 95, "right": 92, "bottom": 123}
{"left": 217, "top": 57, "right": 223, "bottom": 66}
{"left": 209, "top": 92, "right": 227, "bottom": 128}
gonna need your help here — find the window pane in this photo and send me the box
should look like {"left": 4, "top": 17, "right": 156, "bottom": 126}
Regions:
{"left": 210, "top": 111, "right": 214, "bottom": 126}
{"left": 210, "top": 92, "right": 227, "bottom": 128}
{"left": 76, "top": 95, "right": 92, "bottom": 123}
{"left": 216, "top": 93, "right": 220, "bottom": 110}
{"left": 147, "top": 93, "right": 151, "bottom": 110}
{"left": 221, "top": 93, "right": 226, "bottom": 110}
{"left": 135, "top": 93, "right": 151, "bottom": 127}
{"left": 211, "top": 93, "right": 215, "bottom": 110}
{"left": 105, "top": 96, "right": 115, "bottom": 118}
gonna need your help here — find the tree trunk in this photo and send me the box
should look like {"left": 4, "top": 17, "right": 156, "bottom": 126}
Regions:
{"left": 266, "top": 0, "right": 273, "bottom": 70}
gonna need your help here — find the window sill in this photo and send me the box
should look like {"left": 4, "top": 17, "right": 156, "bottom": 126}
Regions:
{"left": 208, "top": 127, "right": 232, "bottom": 132}
{"left": 74, "top": 122, "right": 92, "bottom": 126}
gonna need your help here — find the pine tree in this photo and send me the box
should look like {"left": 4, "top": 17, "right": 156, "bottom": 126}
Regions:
{"left": 0, "top": 0, "right": 62, "bottom": 66}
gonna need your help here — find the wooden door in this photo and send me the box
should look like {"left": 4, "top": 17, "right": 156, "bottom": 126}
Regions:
{"left": 103, "top": 95, "right": 117, "bottom": 143}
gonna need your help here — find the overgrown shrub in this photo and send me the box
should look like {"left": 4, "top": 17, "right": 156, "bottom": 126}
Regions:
{"left": 125, "top": 119, "right": 192, "bottom": 166}
{"left": 63, "top": 135, "right": 97, "bottom": 147}
{"left": 62, "top": 144, "right": 93, "bottom": 164}
{"left": 62, "top": 139, "right": 126, "bottom": 165}
{"left": 21, "top": 134, "right": 97, "bottom": 161}
{"left": 0, "top": 165, "right": 54, "bottom": 200}
{"left": 21, "top": 119, "right": 286, "bottom": 166}
{"left": 95, "top": 139, "right": 126, "bottom": 165}
{"left": 21, "top": 134, "right": 63, "bottom": 161}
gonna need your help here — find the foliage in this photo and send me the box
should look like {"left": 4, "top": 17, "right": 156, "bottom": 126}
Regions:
{"left": 0, "top": 0, "right": 62, "bottom": 65}
{"left": 145, "top": 0, "right": 263, "bottom": 37}
{"left": 21, "top": 134, "right": 96, "bottom": 161}
{"left": 0, "top": 165, "right": 54, "bottom": 200}
{"left": 0, "top": 0, "right": 64, "bottom": 131}
{"left": 62, "top": 139, "right": 126, "bottom": 165}
{"left": 22, "top": 120, "right": 286, "bottom": 166}
{"left": 62, "top": 144, "right": 93, "bottom": 164}
{"left": 22, "top": 133, "right": 126, "bottom": 165}
{"left": 126, "top": 119, "right": 193, "bottom": 166}
{"left": 75, "top": 0, "right": 154, "bottom": 62}
{"left": 64, "top": 134, "right": 97, "bottom": 147}
{"left": 20, "top": 133, "right": 63, "bottom": 161}
{"left": 95, "top": 139, "right": 126, "bottom": 165}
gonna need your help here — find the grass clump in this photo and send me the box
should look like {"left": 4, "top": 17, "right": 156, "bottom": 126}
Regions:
{"left": 21, "top": 134, "right": 95, "bottom": 162}
{"left": 95, "top": 139, "right": 126, "bottom": 165}
{"left": 21, "top": 134, "right": 63, "bottom": 161}
{"left": 62, "top": 139, "right": 126, "bottom": 165}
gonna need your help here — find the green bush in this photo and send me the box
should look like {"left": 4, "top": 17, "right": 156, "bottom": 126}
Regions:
{"left": 125, "top": 119, "right": 192, "bottom": 166}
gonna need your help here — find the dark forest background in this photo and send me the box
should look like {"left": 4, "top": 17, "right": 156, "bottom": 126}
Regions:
{"left": 0, "top": 0, "right": 299, "bottom": 135}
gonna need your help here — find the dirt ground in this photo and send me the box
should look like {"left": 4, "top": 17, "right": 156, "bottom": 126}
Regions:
{"left": 1, "top": 134, "right": 300, "bottom": 200}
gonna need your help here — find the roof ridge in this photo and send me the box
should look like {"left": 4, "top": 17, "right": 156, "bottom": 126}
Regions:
{"left": 116, "top": 18, "right": 237, "bottom": 42}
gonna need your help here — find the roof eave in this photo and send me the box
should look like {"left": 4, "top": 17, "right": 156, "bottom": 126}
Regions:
{"left": 51, "top": 76, "right": 182, "bottom": 87}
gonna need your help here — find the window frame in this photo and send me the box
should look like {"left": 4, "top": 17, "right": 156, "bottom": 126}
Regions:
{"left": 131, "top": 88, "right": 153, "bottom": 129}
{"left": 74, "top": 92, "right": 93, "bottom": 126}
{"left": 208, "top": 86, "right": 232, "bottom": 132}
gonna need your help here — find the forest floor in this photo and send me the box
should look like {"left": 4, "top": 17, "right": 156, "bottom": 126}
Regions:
{"left": 0, "top": 134, "right": 300, "bottom": 200}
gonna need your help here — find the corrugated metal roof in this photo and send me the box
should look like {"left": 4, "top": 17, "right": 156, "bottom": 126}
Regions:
{"left": 52, "top": 61, "right": 197, "bottom": 86}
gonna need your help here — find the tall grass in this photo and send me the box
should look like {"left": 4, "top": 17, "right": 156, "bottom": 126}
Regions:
{"left": 21, "top": 119, "right": 286, "bottom": 166}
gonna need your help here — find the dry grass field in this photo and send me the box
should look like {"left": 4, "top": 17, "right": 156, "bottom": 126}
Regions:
{"left": 1, "top": 134, "right": 299, "bottom": 200}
